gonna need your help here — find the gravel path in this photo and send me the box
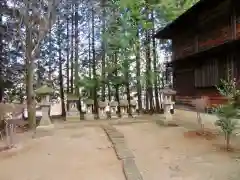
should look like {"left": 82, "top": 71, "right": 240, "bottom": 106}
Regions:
{"left": 115, "top": 122, "right": 240, "bottom": 180}
{"left": 0, "top": 127, "right": 125, "bottom": 180}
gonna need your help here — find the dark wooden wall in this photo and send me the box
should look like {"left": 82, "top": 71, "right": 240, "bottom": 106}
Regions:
{"left": 173, "top": 46, "right": 240, "bottom": 96}
{"left": 236, "top": 1, "right": 240, "bottom": 39}
{"left": 172, "top": 0, "right": 233, "bottom": 60}
{"left": 170, "top": 0, "right": 240, "bottom": 101}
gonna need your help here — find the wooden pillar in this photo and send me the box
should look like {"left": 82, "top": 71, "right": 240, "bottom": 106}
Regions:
{"left": 231, "top": 0, "right": 237, "bottom": 39}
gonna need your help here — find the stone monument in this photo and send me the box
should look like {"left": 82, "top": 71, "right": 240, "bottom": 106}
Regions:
{"left": 109, "top": 101, "right": 118, "bottom": 119}
{"left": 119, "top": 99, "right": 128, "bottom": 118}
{"left": 98, "top": 101, "right": 107, "bottom": 119}
{"left": 130, "top": 100, "right": 138, "bottom": 117}
{"left": 85, "top": 99, "right": 94, "bottom": 120}
{"left": 66, "top": 93, "right": 80, "bottom": 121}
{"left": 35, "top": 84, "right": 54, "bottom": 136}
{"left": 160, "top": 87, "right": 176, "bottom": 122}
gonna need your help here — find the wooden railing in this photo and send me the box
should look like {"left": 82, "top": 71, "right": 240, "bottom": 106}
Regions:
{"left": 176, "top": 95, "right": 227, "bottom": 109}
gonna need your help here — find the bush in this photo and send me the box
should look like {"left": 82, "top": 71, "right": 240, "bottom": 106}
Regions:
{"left": 215, "top": 78, "right": 240, "bottom": 150}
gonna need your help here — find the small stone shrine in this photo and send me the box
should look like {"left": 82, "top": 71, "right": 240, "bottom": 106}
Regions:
{"left": 130, "top": 100, "right": 138, "bottom": 117}
{"left": 66, "top": 93, "right": 80, "bottom": 121}
{"left": 109, "top": 101, "right": 118, "bottom": 118}
{"left": 160, "top": 87, "right": 176, "bottom": 122}
{"left": 85, "top": 99, "right": 94, "bottom": 120}
{"left": 119, "top": 100, "right": 128, "bottom": 118}
{"left": 35, "top": 84, "right": 54, "bottom": 136}
{"left": 98, "top": 101, "right": 107, "bottom": 119}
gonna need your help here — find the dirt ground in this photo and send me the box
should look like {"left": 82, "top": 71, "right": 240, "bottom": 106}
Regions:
{"left": 0, "top": 127, "right": 125, "bottom": 180}
{"left": 1, "top": 113, "right": 240, "bottom": 180}
{"left": 115, "top": 122, "right": 240, "bottom": 180}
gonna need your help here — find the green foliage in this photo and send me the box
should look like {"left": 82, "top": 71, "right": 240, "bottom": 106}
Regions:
{"left": 217, "top": 79, "right": 240, "bottom": 101}
{"left": 215, "top": 78, "right": 240, "bottom": 149}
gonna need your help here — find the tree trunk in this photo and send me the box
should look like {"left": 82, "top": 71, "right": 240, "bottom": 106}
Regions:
{"left": 70, "top": 3, "right": 74, "bottom": 93}
{"left": 151, "top": 11, "right": 160, "bottom": 113}
{"left": 113, "top": 53, "right": 121, "bottom": 117}
{"left": 91, "top": 6, "right": 99, "bottom": 119}
{"left": 25, "top": 26, "right": 36, "bottom": 129}
{"left": 125, "top": 78, "right": 132, "bottom": 117}
{"left": 101, "top": 0, "right": 106, "bottom": 101}
{"left": 57, "top": 17, "right": 66, "bottom": 118}
{"left": 136, "top": 29, "right": 142, "bottom": 113}
{"left": 145, "top": 7, "right": 154, "bottom": 114}
{"left": 48, "top": 27, "right": 52, "bottom": 82}
{"left": 226, "top": 133, "right": 231, "bottom": 151}
{"left": 66, "top": 17, "right": 70, "bottom": 94}
{"left": 107, "top": 82, "right": 111, "bottom": 101}
{"left": 74, "top": 2, "right": 79, "bottom": 95}
{"left": 115, "top": 85, "right": 120, "bottom": 117}
{"left": 0, "top": 12, "right": 4, "bottom": 102}
{"left": 123, "top": 55, "right": 132, "bottom": 117}
{"left": 88, "top": 20, "right": 92, "bottom": 98}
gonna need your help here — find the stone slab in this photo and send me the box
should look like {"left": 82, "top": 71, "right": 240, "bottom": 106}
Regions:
{"left": 66, "top": 117, "right": 80, "bottom": 121}
{"left": 36, "top": 124, "right": 54, "bottom": 137}
{"left": 111, "top": 137, "right": 125, "bottom": 145}
{"left": 123, "top": 158, "right": 143, "bottom": 180}
{"left": 114, "top": 143, "right": 134, "bottom": 160}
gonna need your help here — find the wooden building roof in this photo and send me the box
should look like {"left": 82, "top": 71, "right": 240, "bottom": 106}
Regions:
{"left": 154, "top": 0, "right": 224, "bottom": 39}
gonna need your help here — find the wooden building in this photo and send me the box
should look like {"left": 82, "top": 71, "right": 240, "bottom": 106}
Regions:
{"left": 155, "top": 0, "right": 240, "bottom": 107}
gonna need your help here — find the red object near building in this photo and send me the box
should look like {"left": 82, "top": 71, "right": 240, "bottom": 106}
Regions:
{"left": 154, "top": 0, "right": 240, "bottom": 108}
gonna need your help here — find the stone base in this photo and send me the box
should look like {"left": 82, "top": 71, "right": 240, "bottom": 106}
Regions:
{"left": 110, "top": 113, "right": 118, "bottom": 119}
{"left": 36, "top": 124, "right": 54, "bottom": 137}
{"left": 164, "top": 113, "right": 173, "bottom": 122}
{"left": 132, "top": 113, "right": 138, "bottom": 118}
{"left": 66, "top": 111, "right": 80, "bottom": 121}
{"left": 99, "top": 115, "right": 107, "bottom": 120}
{"left": 121, "top": 113, "right": 128, "bottom": 118}
{"left": 67, "top": 111, "right": 80, "bottom": 116}
{"left": 66, "top": 116, "right": 80, "bottom": 121}
{"left": 85, "top": 113, "right": 94, "bottom": 120}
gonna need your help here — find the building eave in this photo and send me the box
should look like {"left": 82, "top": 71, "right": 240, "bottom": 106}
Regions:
{"left": 154, "top": 0, "right": 224, "bottom": 39}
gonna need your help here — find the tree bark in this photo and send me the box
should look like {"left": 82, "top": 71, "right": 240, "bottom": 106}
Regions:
{"left": 70, "top": 3, "right": 74, "bottom": 93}
{"left": 91, "top": 6, "right": 99, "bottom": 119}
{"left": 66, "top": 17, "right": 70, "bottom": 94}
{"left": 101, "top": 0, "right": 106, "bottom": 101}
{"left": 57, "top": 18, "right": 66, "bottom": 118}
{"left": 145, "top": 6, "right": 154, "bottom": 114}
{"left": 136, "top": 29, "right": 142, "bottom": 113}
{"left": 113, "top": 53, "right": 121, "bottom": 117}
{"left": 151, "top": 11, "right": 160, "bottom": 113}
{"left": 25, "top": 27, "right": 36, "bottom": 129}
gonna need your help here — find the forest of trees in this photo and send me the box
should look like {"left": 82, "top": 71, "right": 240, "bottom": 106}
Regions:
{"left": 0, "top": 0, "right": 199, "bottom": 126}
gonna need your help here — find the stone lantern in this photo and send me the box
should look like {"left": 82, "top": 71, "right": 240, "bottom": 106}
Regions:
{"left": 35, "top": 84, "right": 54, "bottom": 134}
{"left": 160, "top": 87, "right": 176, "bottom": 121}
